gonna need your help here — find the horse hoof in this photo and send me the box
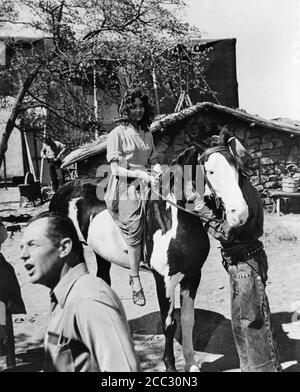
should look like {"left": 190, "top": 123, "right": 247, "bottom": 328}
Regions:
{"left": 187, "top": 364, "right": 201, "bottom": 372}
{"left": 166, "top": 366, "right": 177, "bottom": 372}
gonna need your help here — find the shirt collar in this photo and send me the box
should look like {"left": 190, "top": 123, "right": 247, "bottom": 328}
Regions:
{"left": 51, "top": 263, "right": 88, "bottom": 309}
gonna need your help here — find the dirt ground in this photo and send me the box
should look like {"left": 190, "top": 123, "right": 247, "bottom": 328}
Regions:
{"left": 0, "top": 187, "right": 299, "bottom": 372}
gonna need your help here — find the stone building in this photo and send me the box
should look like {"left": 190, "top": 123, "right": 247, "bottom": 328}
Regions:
{"left": 150, "top": 102, "right": 300, "bottom": 212}
{"left": 62, "top": 102, "right": 300, "bottom": 212}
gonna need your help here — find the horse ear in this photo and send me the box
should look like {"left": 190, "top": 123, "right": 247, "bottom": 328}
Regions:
{"left": 210, "top": 135, "right": 220, "bottom": 146}
{"left": 228, "top": 136, "right": 252, "bottom": 173}
{"left": 218, "top": 126, "right": 231, "bottom": 145}
{"left": 210, "top": 126, "right": 231, "bottom": 146}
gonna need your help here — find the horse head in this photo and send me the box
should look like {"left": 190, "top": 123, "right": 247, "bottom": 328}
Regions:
{"left": 198, "top": 128, "right": 250, "bottom": 228}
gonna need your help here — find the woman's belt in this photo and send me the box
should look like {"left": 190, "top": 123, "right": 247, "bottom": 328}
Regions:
{"left": 221, "top": 240, "right": 264, "bottom": 265}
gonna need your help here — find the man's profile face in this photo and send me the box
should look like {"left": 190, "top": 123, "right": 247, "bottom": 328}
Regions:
{"left": 21, "top": 218, "right": 62, "bottom": 288}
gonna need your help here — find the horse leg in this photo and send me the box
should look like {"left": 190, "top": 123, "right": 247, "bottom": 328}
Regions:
{"left": 95, "top": 253, "right": 111, "bottom": 286}
{"left": 152, "top": 270, "right": 177, "bottom": 372}
{"left": 180, "top": 276, "right": 201, "bottom": 372}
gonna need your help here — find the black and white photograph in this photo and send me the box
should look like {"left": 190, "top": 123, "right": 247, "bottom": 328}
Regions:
{"left": 0, "top": 0, "right": 299, "bottom": 374}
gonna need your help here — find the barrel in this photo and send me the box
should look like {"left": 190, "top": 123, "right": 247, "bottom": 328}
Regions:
{"left": 282, "top": 177, "right": 299, "bottom": 193}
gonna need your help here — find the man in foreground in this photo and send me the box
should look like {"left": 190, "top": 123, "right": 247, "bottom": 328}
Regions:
{"left": 20, "top": 211, "right": 140, "bottom": 372}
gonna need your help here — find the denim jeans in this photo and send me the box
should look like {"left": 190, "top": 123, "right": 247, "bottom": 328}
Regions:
{"left": 226, "top": 250, "right": 282, "bottom": 372}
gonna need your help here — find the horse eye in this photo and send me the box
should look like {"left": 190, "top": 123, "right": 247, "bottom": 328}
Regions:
{"left": 207, "top": 170, "right": 214, "bottom": 175}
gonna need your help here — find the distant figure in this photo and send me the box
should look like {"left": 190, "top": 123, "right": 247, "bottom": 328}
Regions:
{"left": 21, "top": 212, "right": 140, "bottom": 372}
{"left": 0, "top": 220, "right": 26, "bottom": 367}
{"left": 41, "top": 136, "right": 66, "bottom": 192}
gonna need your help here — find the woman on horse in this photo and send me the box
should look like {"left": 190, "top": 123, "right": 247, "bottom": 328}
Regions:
{"left": 105, "top": 88, "right": 162, "bottom": 306}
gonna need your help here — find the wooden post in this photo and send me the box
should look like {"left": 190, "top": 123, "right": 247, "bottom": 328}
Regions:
{"left": 40, "top": 119, "right": 47, "bottom": 184}
{"left": 93, "top": 61, "right": 99, "bottom": 140}
{"left": 152, "top": 67, "right": 160, "bottom": 115}
{"left": 24, "top": 132, "right": 37, "bottom": 181}
{"left": 276, "top": 197, "right": 280, "bottom": 217}
{"left": 33, "top": 132, "right": 39, "bottom": 180}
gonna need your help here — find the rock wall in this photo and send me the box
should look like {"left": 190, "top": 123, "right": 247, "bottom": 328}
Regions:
{"left": 78, "top": 110, "right": 300, "bottom": 212}
{"left": 153, "top": 111, "right": 300, "bottom": 212}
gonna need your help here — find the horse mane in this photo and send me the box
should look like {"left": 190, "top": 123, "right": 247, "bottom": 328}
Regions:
{"left": 170, "top": 145, "right": 198, "bottom": 167}
{"left": 162, "top": 146, "right": 199, "bottom": 198}
{"left": 147, "top": 145, "right": 201, "bottom": 238}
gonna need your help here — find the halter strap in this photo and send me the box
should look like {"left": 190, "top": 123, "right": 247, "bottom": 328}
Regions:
{"left": 198, "top": 145, "right": 230, "bottom": 163}
{"left": 151, "top": 187, "right": 222, "bottom": 223}
{"left": 146, "top": 153, "right": 222, "bottom": 220}
{"left": 151, "top": 188, "right": 200, "bottom": 217}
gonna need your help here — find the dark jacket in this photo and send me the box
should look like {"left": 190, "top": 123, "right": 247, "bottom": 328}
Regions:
{"left": 0, "top": 253, "right": 26, "bottom": 314}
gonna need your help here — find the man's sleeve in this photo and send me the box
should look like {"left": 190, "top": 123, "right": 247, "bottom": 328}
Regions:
{"left": 196, "top": 204, "right": 234, "bottom": 242}
{"left": 75, "top": 298, "right": 140, "bottom": 372}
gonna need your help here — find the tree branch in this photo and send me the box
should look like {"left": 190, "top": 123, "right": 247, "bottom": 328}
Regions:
{"left": 26, "top": 91, "right": 83, "bottom": 129}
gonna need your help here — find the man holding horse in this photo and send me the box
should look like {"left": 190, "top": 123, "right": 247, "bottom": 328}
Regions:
{"left": 20, "top": 211, "right": 140, "bottom": 372}
{"left": 192, "top": 130, "right": 282, "bottom": 372}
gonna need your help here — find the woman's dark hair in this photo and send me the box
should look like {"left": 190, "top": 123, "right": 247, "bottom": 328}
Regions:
{"left": 28, "top": 211, "right": 84, "bottom": 261}
{"left": 115, "top": 88, "right": 152, "bottom": 130}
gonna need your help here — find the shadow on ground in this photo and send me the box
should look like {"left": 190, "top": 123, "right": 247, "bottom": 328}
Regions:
{"left": 130, "top": 309, "right": 300, "bottom": 372}
{"left": 0, "top": 334, "right": 43, "bottom": 372}
{"left": 1, "top": 311, "right": 298, "bottom": 372}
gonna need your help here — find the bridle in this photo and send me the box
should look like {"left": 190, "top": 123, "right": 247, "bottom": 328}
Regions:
{"left": 198, "top": 145, "right": 231, "bottom": 164}
{"left": 198, "top": 145, "right": 231, "bottom": 205}
{"left": 151, "top": 142, "right": 246, "bottom": 221}
{"left": 150, "top": 145, "right": 232, "bottom": 219}
{"left": 148, "top": 166, "right": 202, "bottom": 218}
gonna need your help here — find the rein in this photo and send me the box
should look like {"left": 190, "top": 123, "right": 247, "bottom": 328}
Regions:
{"left": 147, "top": 162, "right": 205, "bottom": 218}
{"left": 150, "top": 187, "right": 202, "bottom": 218}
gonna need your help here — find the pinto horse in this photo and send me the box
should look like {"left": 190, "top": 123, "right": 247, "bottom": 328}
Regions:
{"left": 49, "top": 134, "right": 249, "bottom": 372}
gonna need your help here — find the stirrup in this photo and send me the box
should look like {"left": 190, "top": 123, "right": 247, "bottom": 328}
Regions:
{"left": 129, "top": 275, "right": 146, "bottom": 307}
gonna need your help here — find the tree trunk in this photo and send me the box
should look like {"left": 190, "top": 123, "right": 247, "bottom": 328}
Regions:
{"left": 0, "top": 66, "right": 45, "bottom": 169}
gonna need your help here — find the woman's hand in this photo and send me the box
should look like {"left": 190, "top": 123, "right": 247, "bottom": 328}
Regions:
{"left": 137, "top": 170, "right": 160, "bottom": 189}
{"left": 193, "top": 192, "right": 206, "bottom": 212}
{"left": 137, "top": 170, "right": 152, "bottom": 183}
{"left": 150, "top": 172, "right": 161, "bottom": 188}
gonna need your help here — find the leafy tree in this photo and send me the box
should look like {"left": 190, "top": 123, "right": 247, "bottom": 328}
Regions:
{"left": 0, "top": 0, "right": 18, "bottom": 24}
{"left": 0, "top": 0, "right": 209, "bottom": 168}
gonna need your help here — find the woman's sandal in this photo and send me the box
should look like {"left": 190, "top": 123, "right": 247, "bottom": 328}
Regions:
{"left": 129, "top": 275, "right": 146, "bottom": 307}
